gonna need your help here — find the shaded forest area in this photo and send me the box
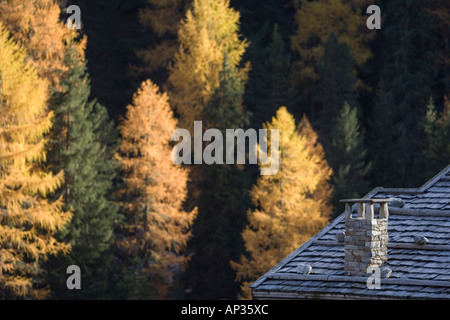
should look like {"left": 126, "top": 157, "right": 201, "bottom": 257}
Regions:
{"left": 78, "top": 0, "right": 449, "bottom": 186}
{"left": 0, "top": 0, "right": 449, "bottom": 300}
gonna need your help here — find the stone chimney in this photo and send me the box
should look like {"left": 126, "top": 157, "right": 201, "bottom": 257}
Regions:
{"left": 340, "top": 199, "right": 391, "bottom": 276}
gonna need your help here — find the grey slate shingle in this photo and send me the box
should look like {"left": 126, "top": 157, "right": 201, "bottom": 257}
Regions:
{"left": 251, "top": 164, "right": 450, "bottom": 300}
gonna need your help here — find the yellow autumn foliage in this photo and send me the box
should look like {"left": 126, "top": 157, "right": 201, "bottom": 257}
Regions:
{"left": 0, "top": 24, "right": 72, "bottom": 299}
{"left": 167, "top": 0, "right": 249, "bottom": 131}
{"left": 117, "top": 80, "right": 197, "bottom": 299}
{"left": 231, "top": 107, "right": 333, "bottom": 299}
{"left": 0, "top": 0, "right": 85, "bottom": 90}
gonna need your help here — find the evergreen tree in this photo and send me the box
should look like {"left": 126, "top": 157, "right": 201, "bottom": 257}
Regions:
{"left": 45, "top": 44, "right": 120, "bottom": 299}
{"left": 180, "top": 57, "right": 251, "bottom": 300}
{"left": 117, "top": 80, "right": 197, "bottom": 299}
{"left": 368, "top": 80, "right": 396, "bottom": 187}
{"left": 182, "top": 163, "right": 252, "bottom": 299}
{"left": 204, "top": 56, "right": 250, "bottom": 130}
{"left": 290, "top": 0, "right": 374, "bottom": 115}
{"left": 441, "top": 97, "right": 450, "bottom": 165}
{"left": 421, "top": 98, "right": 440, "bottom": 180}
{"left": 231, "top": 107, "right": 333, "bottom": 299}
{"left": 330, "top": 102, "right": 371, "bottom": 217}
{"left": 372, "top": 0, "right": 438, "bottom": 186}
{"left": 0, "top": 24, "right": 71, "bottom": 299}
{"left": 314, "top": 31, "right": 358, "bottom": 133}
{"left": 230, "top": 0, "right": 296, "bottom": 40}
{"left": 167, "top": 0, "right": 252, "bottom": 299}
{"left": 245, "top": 25, "right": 292, "bottom": 127}
{"left": 291, "top": 0, "right": 373, "bottom": 78}
{"left": 420, "top": 97, "right": 450, "bottom": 181}
{"left": 426, "top": 0, "right": 450, "bottom": 96}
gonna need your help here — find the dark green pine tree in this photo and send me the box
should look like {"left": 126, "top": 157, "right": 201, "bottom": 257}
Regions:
{"left": 369, "top": 80, "right": 396, "bottom": 187}
{"left": 181, "top": 164, "right": 252, "bottom": 300}
{"left": 372, "top": 0, "right": 438, "bottom": 186}
{"left": 314, "top": 31, "right": 358, "bottom": 138}
{"left": 179, "top": 57, "right": 253, "bottom": 300}
{"left": 441, "top": 100, "right": 450, "bottom": 169}
{"left": 420, "top": 98, "right": 440, "bottom": 180}
{"left": 244, "top": 24, "right": 292, "bottom": 127}
{"left": 420, "top": 97, "right": 450, "bottom": 181}
{"left": 230, "top": 0, "right": 295, "bottom": 40}
{"left": 330, "top": 102, "right": 371, "bottom": 218}
{"left": 46, "top": 43, "right": 120, "bottom": 299}
{"left": 205, "top": 55, "right": 251, "bottom": 129}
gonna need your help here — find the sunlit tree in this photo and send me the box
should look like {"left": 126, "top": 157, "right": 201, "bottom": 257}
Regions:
{"left": 0, "top": 0, "right": 83, "bottom": 90}
{"left": 167, "top": 0, "right": 249, "bottom": 131}
{"left": 232, "top": 107, "right": 333, "bottom": 299}
{"left": 0, "top": 24, "right": 71, "bottom": 299}
{"left": 167, "top": 0, "right": 251, "bottom": 299}
{"left": 296, "top": 114, "right": 334, "bottom": 220}
{"left": 117, "top": 80, "right": 197, "bottom": 299}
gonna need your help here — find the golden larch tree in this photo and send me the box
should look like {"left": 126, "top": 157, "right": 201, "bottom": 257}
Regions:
{"left": 297, "top": 114, "right": 334, "bottom": 219}
{"left": 0, "top": 0, "right": 84, "bottom": 90}
{"left": 0, "top": 24, "right": 71, "bottom": 299}
{"left": 167, "top": 0, "right": 249, "bottom": 131}
{"left": 116, "top": 80, "right": 197, "bottom": 299}
{"left": 231, "top": 107, "right": 333, "bottom": 299}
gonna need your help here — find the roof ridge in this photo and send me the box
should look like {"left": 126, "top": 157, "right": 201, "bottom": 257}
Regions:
{"left": 418, "top": 164, "right": 450, "bottom": 191}
{"left": 251, "top": 165, "right": 450, "bottom": 299}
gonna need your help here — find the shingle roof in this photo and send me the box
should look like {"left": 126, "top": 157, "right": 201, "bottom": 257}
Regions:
{"left": 250, "top": 165, "right": 450, "bottom": 299}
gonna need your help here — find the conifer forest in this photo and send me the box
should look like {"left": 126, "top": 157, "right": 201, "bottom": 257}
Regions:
{"left": 0, "top": 0, "right": 449, "bottom": 300}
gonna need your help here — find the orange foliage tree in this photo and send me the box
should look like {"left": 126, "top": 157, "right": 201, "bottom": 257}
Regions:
{"left": 0, "top": 0, "right": 83, "bottom": 90}
{"left": 0, "top": 24, "right": 71, "bottom": 299}
{"left": 116, "top": 80, "right": 197, "bottom": 299}
{"left": 231, "top": 107, "right": 333, "bottom": 299}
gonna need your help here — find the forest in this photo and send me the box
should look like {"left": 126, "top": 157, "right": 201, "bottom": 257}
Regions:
{"left": 0, "top": 0, "right": 449, "bottom": 300}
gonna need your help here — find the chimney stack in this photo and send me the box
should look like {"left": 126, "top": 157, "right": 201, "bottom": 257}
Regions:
{"left": 340, "top": 199, "right": 391, "bottom": 276}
